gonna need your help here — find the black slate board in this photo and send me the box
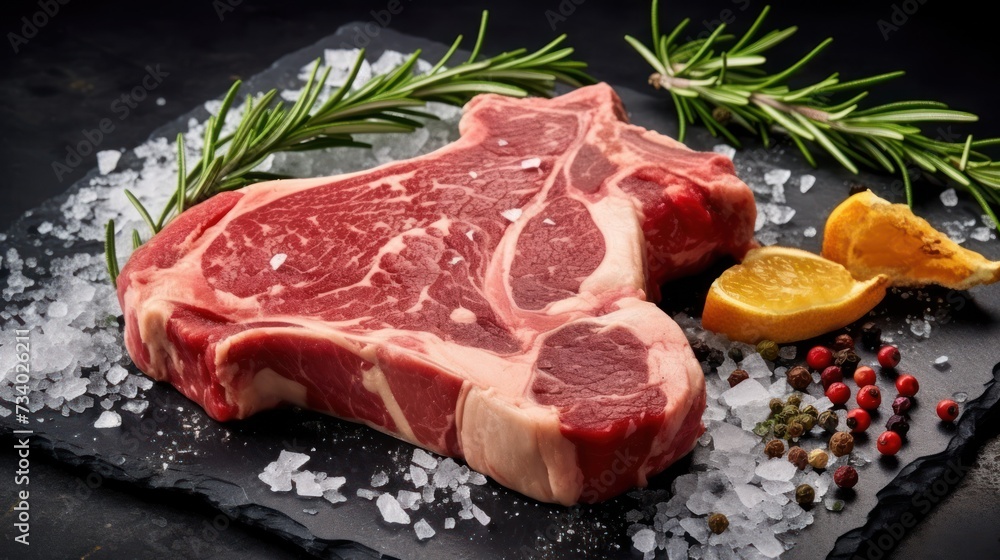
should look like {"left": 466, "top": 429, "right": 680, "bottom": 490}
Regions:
{"left": 2, "top": 24, "right": 1000, "bottom": 560}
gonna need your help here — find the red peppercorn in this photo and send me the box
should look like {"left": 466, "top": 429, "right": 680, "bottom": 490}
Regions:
{"left": 877, "top": 345, "right": 901, "bottom": 369}
{"left": 807, "top": 346, "right": 834, "bottom": 370}
{"left": 846, "top": 408, "right": 871, "bottom": 433}
{"left": 857, "top": 385, "right": 882, "bottom": 410}
{"left": 853, "top": 366, "right": 876, "bottom": 387}
{"left": 936, "top": 399, "right": 960, "bottom": 422}
{"left": 834, "top": 465, "right": 859, "bottom": 489}
{"left": 826, "top": 382, "right": 851, "bottom": 406}
{"left": 876, "top": 430, "right": 902, "bottom": 455}
{"left": 820, "top": 366, "right": 843, "bottom": 389}
{"left": 895, "top": 374, "right": 919, "bottom": 397}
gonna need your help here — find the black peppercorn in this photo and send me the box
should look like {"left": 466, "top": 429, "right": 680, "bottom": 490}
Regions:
{"left": 728, "top": 347, "right": 744, "bottom": 363}
{"left": 707, "top": 348, "right": 725, "bottom": 367}
{"left": 832, "top": 333, "right": 854, "bottom": 351}
{"left": 861, "top": 322, "right": 882, "bottom": 350}
{"left": 728, "top": 369, "right": 750, "bottom": 388}
{"left": 707, "top": 512, "right": 729, "bottom": 534}
{"left": 765, "top": 439, "right": 785, "bottom": 458}
{"left": 787, "top": 366, "right": 812, "bottom": 390}
{"left": 885, "top": 414, "right": 910, "bottom": 436}
{"left": 834, "top": 348, "right": 860, "bottom": 376}
{"left": 690, "top": 339, "right": 710, "bottom": 362}
{"left": 787, "top": 446, "right": 808, "bottom": 469}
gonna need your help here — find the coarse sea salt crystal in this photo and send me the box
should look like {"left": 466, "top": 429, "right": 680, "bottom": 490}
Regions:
{"left": 471, "top": 504, "right": 491, "bottom": 526}
{"left": 500, "top": 208, "right": 523, "bottom": 222}
{"left": 444, "top": 517, "right": 456, "bottom": 529}
{"left": 799, "top": 174, "right": 816, "bottom": 193}
{"left": 269, "top": 253, "right": 287, "bottom": 270}
{"left": 410, "top": 464, "right": 429, "bottom": 488}
{"left": 397, "top": 490, "right": 421, "bottom": 509}
{"left": 764, "top": 169, "right": 791, "bottom": 186}
{"left": 713, "top": 144, "right": 737, "bottom": 160}
{"left": 414, "top": 519, "right": 435, "bottom": 540}
{"left": 377, "top": 493, "right": 411, "bottom": 524}
{"left": 803, "top": 226, "right": 817, "bottom": 238}
{"left": 632, "top": 528, "right": 656, "bottom": 553}
{"left": 721, "top": 378, "right": 768, "bottom": 408}
{"left": 521, "top": 157, "right": 541, "bottom": 169}
{"left": 276, "top": 450, "right": 311, "bottom": 472}
{"left": 121, "top": 399, "right": 148, "bottom": 415}
{"left": 970, "top": 227, "right": 992, "bottom": 242}
{"left": 94, "top": 410, "right": 121, "bottom": 429}
{"left": 754, "top": 212, "right": 767, "bottom": 232}
{"left": 412, "top": 448, "right": 439, "bottom": 469}
{"left": 371, "top": 470, "right": 389, "bottom": 487}
{"left": 293, "top": 471, "right": 324, "bottom": 497}
{"left": 755, "top": 458, "right": 797, "bottom": 481}
{"left": 106, "top": 365, "right": 129, "bottom": 385}
{"left": 97, "top": 150, "right": 122, "bottom": 175}
{"left": 356, "top": 488, "right": 378, "bottom": 500}
{"left": 940, "top": 188, "right": 959, "bottom": 207}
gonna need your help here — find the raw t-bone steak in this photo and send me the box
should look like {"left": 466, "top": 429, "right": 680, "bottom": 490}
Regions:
{"left": 117, "top": 83, "right": 756, "bottom": 504}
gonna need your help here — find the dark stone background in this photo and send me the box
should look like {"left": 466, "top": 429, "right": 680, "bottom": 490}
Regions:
{"left": 1, "top": 0, "right": 998, "bottom": 558}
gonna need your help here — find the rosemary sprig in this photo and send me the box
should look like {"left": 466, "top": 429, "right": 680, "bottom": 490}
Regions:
{"left": 105, "top": 11, "right": 592, "bottom": 284}
{"left": 627, "top": 0, "right": 1000, "bottom": 231}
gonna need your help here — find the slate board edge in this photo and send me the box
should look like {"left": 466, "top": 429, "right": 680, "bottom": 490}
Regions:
{"left": 1, "top": 22, "right": 999, "bottom": 560}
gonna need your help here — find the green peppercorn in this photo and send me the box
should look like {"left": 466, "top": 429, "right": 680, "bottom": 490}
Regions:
{"left": 787, "top": 446, "right": 808, "bottom": 469}
{"left": 765, "top": 439, "right": 785, "bottom": 458}
{"left": 818, "top": 410, "right": 839, "bottom": 433}
{"left": 786, "top": 394, "right": 803, "bottom": 408}
{"left": 712, "top": 106, "right": 732, "bottom": 125}
{"left": 707, "top": 512, "right": 729, "bottom": 534}
{"left": 808, "top": 449, "right": 829, "bottom": 469}
{"left": 786, "top": 420, "right": 805, "bottom": 439}
{"left": 757, "top": 339, "right": 780, "bottom": 361}
{"left": 769, "top": 398, "right": 785, "bottom": 415}
{"left": 829, "top": 431, "right": 855, "bottom": 457}
{"left": 795, "top": 484, "right": 816, "bottom": 506}
{"left": 796, "top": 414, "right": 816, "bottom": 431}
{"left": 772, "top": 423, "right": 787, "bottom": 438}
{"left": 787, "top": 365, "right": 812, "bottom": 390}
{"left": 801, "top": 405, "right": 819, "bottom": 418}
{"left": 728, "top": 347, "right": 745, "bottom": 363}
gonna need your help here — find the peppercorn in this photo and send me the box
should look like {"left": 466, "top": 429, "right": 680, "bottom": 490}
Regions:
{"left": 826, "top": 382, "right": 851, "bottom": 406}
{"left": 728, "top": 368, "right": 750, "bottom": 388}
{"left": 728, "top": 347, "right": 744, "bottom": 363}
{"left": 796, "top": 414, "right": 816, "bottom": 431}
{"left": 787, "top": 365, "right": 812, "bottom": 390}
{"left": 861, "top": 321, "right": 882, "bottom": 350}
{"left": 832, "top": 333, "right": 854, "bottom": 351}
{"left": 765, "top": 439, "right": 785, "bottom": 458}
{"left": 690, "top": 339, "right": 710, "bottom": 362}
{"left": 895, "top": 374, "right": 919, "bottom": 397}
{"left": 707, "top": 348, "right": 725, "bottom": 367}
{"left": 801, "top": 405, "right": 819, "bottom": 418}
{"left": 787, "top": 446, "right": 808, "bottom": 469}
{"left": 772, "top": 423, "right": 787, "bottom": 438}
{"left": 877, "top": 345, "right": 901, "bottom": 369}
{"left": 937, "top": 399, "right": 960, "bottom": 422}
{"left": 808, "top": 449, "right": 829, "bottom": 469}
{"left": 846, "top": 408, "right": 872, "bottom": 433}
{"left": 876, "top": 430, "right": 903, "bottom": 455}
{"left": 834, "top": 465, "right": 859, "bottom": 489}
{"left": 885, "top": 414, "right": 910, "bottom": 436}
{"left": 786, "top": 420, "right": 805, "bottom": 439}
{"left": 757, "top": 339, "right": 780, "bottom": 361}
{"left": 707, "top": 512, "right": 729, "bottom": 534}
{"left": 806, "top": 346, "right": 834, "bottom": 370}
{"left": 795, "top": 484, "right": 816, "bottom": 506}
{"left": 857, "top": 385, "right": 882, "bottom": 410}
{"left": 853, "top": 366, "right": 876, "bottom": 387}
{"left": 892, "top": 396, "right": 912, "bottom": 415}
{"left": 829, "top": 431, "right": 855, "bottom": 457}
{"left": 769, "top": 398, "right": 785, "bottom": 415}
{"left": 786, "top": 394, "right": 803, "bottom": 408}
{"left": 820, "top": 365, "right": 843, "bottom": 389}
{"left": 782, "top": 404, "right": 800, "bottom": 418}
{"left": 834, "top": 348, "right": 860, "bottom": 376}
{"left": 818, "top": 410, "right": 839, "bottom": 433}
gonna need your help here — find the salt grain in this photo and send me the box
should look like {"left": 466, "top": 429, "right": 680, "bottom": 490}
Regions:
{"left": 93, "top": 410, "right": 121, "bottom": 429}
{"left": 97, "top": 150, "right": 122, "bottom": 175}
{"left": 799, "top": 174, "right": 816, "bottom": 193}
{"left": 371, "top": 470, "right": 389, "bottom": 487}
{"left": 713, "top": 144, "right": 737, "bottom": 160}
{"left": 803, "top": 226, "right": 817, "bottom": 238}
{"left": 940, "top": 188, "right": 958, "bottom": 207}
{"left": 414, "top": 519, "right": 435, "bottom": 540}
{"left": 764, "top": 169, "right": 791, "bottom": 186}
{"left": 376, "top": 494, "right": 411, "bottom": 524}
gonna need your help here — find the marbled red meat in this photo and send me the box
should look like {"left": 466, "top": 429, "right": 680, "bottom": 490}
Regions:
{"left": 117, "top": 83, "right": 756, "bottom": 504}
